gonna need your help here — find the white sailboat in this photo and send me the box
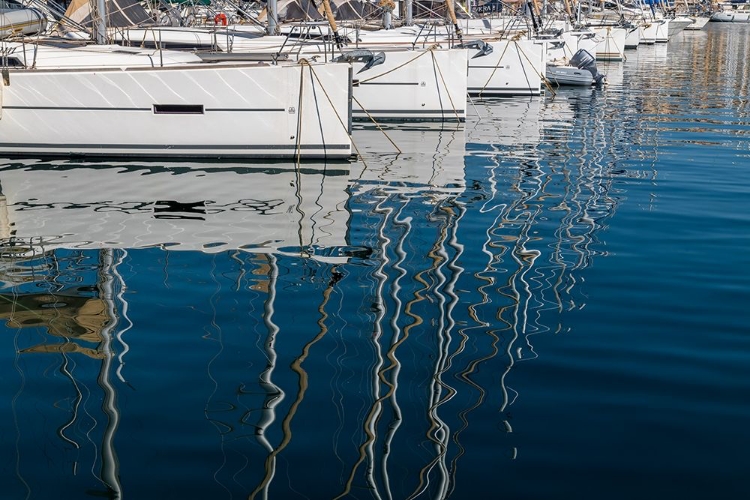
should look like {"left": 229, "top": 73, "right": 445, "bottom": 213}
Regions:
{"left": 0, "top": 0, "right": 354, "bottom": 160}
{"left": 112, "top": 24, "right": 470, "bottom": 122}
{"left": 711, "top": 2, "right": 750, "bottom": 22}
{"left": 590, "top": 26, "right": 627, "bottom": 60}
{"left": 0, "top": 56, "right": 353, "bottom": 159}
{"left": 342, "top": 25, "right": 546, "bottom": 96}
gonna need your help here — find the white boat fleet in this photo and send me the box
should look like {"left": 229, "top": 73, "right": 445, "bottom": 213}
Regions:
{"left": 0, "top": 0, "right": 720, "bottom": 160}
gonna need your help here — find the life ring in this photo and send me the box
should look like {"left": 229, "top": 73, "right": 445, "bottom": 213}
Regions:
{"left": 214, "top": 13, "right": 228, "bottom": 26}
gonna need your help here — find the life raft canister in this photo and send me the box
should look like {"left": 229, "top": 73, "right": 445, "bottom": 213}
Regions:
{"left": 214, "top": 13, "right": 228, "bottom": 26}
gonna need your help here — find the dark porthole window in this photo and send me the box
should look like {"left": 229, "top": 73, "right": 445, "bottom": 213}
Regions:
{"left": 153, "top": 104, "right": 205, "bottom": 114}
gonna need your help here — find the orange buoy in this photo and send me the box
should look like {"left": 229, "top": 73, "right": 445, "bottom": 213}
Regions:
{"left": 214, "top": 13, "right": 228, "bottom": 26}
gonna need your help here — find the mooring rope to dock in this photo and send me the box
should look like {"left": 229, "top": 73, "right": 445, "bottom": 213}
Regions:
{"left": 356, "top": 44, "right": 438, "bottom": 85}
{"left": 298, "top": 59, "right": 368, "bottom": 166}
{"left": 351, "top": 95, "right": 402, "bottom": 154}
{"left": 430, "top": 50, "right": 462, "bottom": 124}
{"left": 514, "top": 40, "right": 556, "bottom": 98}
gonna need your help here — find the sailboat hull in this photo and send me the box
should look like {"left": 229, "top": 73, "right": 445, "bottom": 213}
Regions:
{"left": 0, "top": 63, "right": 353, "bottom": 159}
{"left": 350, "top": 48, "right": 467, "bottom": 122}
{"left": 468, "top": 39, "right": 545, "bottom": 96}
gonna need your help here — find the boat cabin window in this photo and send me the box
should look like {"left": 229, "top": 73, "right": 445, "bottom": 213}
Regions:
{"left": 1, "top": 57, "right": 24, "bottom": 68}
{"left": 153, "top": 104, "right": 205, "bottom": 115}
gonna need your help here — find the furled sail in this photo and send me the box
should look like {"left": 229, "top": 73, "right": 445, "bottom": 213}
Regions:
{"left": 329, "top": 0, "right": 379, "bottom": 21}
{"left": 0, "top": 4, "right": 47, "bottom": 38}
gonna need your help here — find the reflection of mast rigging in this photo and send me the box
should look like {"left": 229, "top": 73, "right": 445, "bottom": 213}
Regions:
{"left": 249, "top": 253, "right": 283, "bottom": 500}
{"left": 335, "top": 169, "right": 467, "bottom": 499}
{"left": 98, "top": 249, "right": 123, "bottom": 500}
{"left": 408, "top": 200, "right": 464, "bottom": 500}
{"left": 1, "top": 246, "right": 125, "bottom": 499}
{"left": 249, "top": 254, "right": 341, "bottom": 499}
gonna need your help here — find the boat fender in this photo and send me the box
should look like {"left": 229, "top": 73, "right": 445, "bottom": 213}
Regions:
{"left": 214, "top": 13, "right": 228, "bottom": 26}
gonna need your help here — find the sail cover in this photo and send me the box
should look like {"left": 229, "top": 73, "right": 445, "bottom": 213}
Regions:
{"left": 259, "top": 0, "right": 323, "bottom": 21}
{"left": 64, "top": 0, "right": 154, "bottom": 28}
{"left": 330, "top": 0, "right": 380, "bottom": 21}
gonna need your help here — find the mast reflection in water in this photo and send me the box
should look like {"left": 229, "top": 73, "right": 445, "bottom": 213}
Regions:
{"left": 2, "top": 24, "right": 750, "bottom": 500}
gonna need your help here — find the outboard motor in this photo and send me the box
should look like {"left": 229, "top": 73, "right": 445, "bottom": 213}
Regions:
{"left": 569, "top": 49, "right": 606, "bottom": 85}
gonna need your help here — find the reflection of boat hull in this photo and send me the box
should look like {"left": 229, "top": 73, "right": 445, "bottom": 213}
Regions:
{"left": 668, "top": 17, "right": 695, "bottom": 36}
{"left": 0, "top": 62, "right": 353, "bottom": 159}
{"left": 352, "top": 124, "right": 466, "bottom": 194}
{"left": 0, "top": 163, "right": 352, "bottom": 261}
{"left": 0, "top": 8, "right": 46, "bottom": 38}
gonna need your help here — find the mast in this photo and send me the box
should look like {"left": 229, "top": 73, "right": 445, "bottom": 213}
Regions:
{"left": 405, "top": 0, "right": 413, "bottom": 26}
{"left": 93, "top": 0, "right": 107, "bottom": 44}
{"left": 267, "top": 0, "right": 278, "bottom": 35}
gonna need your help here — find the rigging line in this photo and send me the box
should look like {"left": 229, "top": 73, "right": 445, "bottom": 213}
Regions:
{"left": 357, "top": 45, "right": 436, "bottom": 84}
{"left": 57, "top": 344, "right": 84, "bottom": 450}
{"left": 252, "top": 254, "right": 284, "bottom": 500}
{"left": 295, "top": 61, "right": 306, "bottom": 167}
{"left": 293, "top": 125, "right": 308, "bottom": 257}
{"left": 351, "top": 95, "right": 401, "bottom": 154}
{"left": 112, "top": 249, "right": 132, "bottom": 384}
{"left": 97, "top": 249, "right": 123, "bottom": 499}
{"left": 304, "top": 61, "right": 367, "bottom": 164}
{"left": 514, "top": 40, "right": 556, "bottom": 97}
{"left": 430, "top": 50, "right": 461, "bottom": 124}
{"left": 250, "top": 264, "right": 338, "bottom": 500}
{"left": 405, "top": 202, "right": 460, "bottom": 500}
{"left": 478, "top": 37, "right": 512, "bottom": 96}
{"left": 334, "top": 195, "right": 398, "bottom": 500}
{"left": 379, "top": 199, "right": 413, "bottom": 500}
{"left": 466, "top": 92, "right": 482, "bottom": 121}
{"left": 11, "top": 285, "right": 31, "bottom": 499}
{"left": 202, "top": 252, "right": 233, "bottom": 498}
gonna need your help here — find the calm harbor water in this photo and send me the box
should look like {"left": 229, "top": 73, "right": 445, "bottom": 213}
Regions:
{"left": 1, "top": 24, "right": 749, "bottom": 499}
